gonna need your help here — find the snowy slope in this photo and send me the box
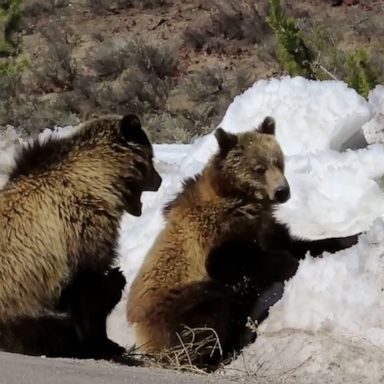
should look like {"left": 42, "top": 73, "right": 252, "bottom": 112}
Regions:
{"left": 0, "top": 127, "right": 22, "bottom": 188}
{"left": 1, "top": 76, "right": 384, "bottom": 382}
{"left": 220, "top": 76, "right": 370, "bottom": 155}
{"left": 107, "top": 77, "right": 384, "bottom": 382}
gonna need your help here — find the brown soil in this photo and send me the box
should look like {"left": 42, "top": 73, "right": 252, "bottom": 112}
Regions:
{"left": 4, "top": 0, "right": 384, "bottom": 141}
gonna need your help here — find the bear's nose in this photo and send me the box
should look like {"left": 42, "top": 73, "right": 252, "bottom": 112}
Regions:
{"left": 146, "top": 170, "right": 162, "bottom": 192}
{"left": 274, "top": 185, "right": 290, "bottom": 203}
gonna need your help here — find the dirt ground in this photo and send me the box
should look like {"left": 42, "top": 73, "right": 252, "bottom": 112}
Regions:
{"left": 5, "top": 0, "right": 383, "bottom": 141}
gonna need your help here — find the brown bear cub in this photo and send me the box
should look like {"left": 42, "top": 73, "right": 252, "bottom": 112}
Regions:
{"left": 0, "top": 114, "right": 161, "bottom": 363}
{"left": 127, "top": 117, "right": 359, "bottom": 369}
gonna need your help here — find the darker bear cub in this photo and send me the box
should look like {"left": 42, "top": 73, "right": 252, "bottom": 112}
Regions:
{"left": 0, "top": 114, "right": 161, "bottom": 363}
{"left": 127, "top": 117, "right": 359, "bottom": 370}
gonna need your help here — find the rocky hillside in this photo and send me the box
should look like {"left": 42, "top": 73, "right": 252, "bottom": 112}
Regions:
{"left": 1, "top": 0, "right": 383, "bottom": 142}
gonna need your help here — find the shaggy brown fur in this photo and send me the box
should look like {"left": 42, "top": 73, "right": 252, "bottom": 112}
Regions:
{"left": 126, "top": 117, "right": 359, "bottom": 369}
{"left": 0, "top": 114, "right": 161, "bottom": 361}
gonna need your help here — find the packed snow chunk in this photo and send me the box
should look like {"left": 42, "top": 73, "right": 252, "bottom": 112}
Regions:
{"left": 258, "top": 218, "right": 384, "bottom": 344}
{"left": 274, "top": 145, "right": 384, "bottom": 239}
{"left": 179, "top": 134, "right": 217, "bottom": 177}
{"left": 225, "top": 219, "right": 384, "bottom": 381}
{"left": 220, "top": 76, "right": 371, "bottom": 156}
{"left": 36, "top": 125, "right": 80, "bottom": 142}
{"left": 224, "top": 330, "right": 384, "bottom": 384}
{"left": 363, "top": 85, "right": 384, "bottom": 145}
{"left": 0, "top": 126, "right": 22, "bottom": 188}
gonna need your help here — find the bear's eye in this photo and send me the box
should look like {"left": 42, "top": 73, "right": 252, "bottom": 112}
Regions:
{"left": 255, "top": 166, "right": 266, "bottom": 176}
{"left": 273, "top": 158, "right": 283, "bottom": 169}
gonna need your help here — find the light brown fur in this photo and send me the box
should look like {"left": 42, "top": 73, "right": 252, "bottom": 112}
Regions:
{"left": 0, "top": 114, "right": 160, "bottom": 322}
{"left": 127, "top": 118, "right": 288, "bottom": 352}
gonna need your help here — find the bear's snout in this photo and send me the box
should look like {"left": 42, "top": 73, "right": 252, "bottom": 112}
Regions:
{"left": 146, "top": 169, "right": 162, "bottom": 192}
{"left": 274, "top": 184, "right": 290, "bottom": 204}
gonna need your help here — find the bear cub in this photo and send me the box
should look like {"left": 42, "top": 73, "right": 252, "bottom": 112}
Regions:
{"left": 127, "top": 117, "right": 359, "bottom": 369}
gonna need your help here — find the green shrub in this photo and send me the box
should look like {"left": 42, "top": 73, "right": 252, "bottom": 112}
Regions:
{"left": 0, "top": 0, "right": 22, "bottom": 56}
{"left": 346, "top": 49, "right": 379, "bottom": 98}
{"left": 266, "top": 0, "right": 380, "bottom": 98}
{"left": 0, "top": 57, "right": 27, "bottom": 98}
{"left": 266, "top": 0, "right": 315, "bottom": 79}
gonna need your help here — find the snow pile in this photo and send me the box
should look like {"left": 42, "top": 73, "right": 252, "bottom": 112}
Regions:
{"left": 261, "top": 219, "right": 384, "bottom": 343}
{"left": 107, "top": 77, "right": 384, "bottom": 381}
{"left": 1, "top": 76, "right": 384, "bottom": 382}
{"left": 0, "top": 126, "right": 21, "bottom": 188}
{"left": 225, "top": 327, "right": 384, "bottom": 383}
{"left": 363, "top": 84, "right": 384, "bottom": 145}
{"left": 220, "top": 76, "right": 370, "bottom": 155}
{"left": 275, "top": 145, "right": 384, "bottom": 238}
{"left": 224, "top": 219, "right": 384, "bottom": 382}
{"left": 172, "top": 77, "right": 372, "bottom": 179}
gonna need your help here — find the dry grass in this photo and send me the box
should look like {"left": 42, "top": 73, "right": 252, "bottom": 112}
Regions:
{"left": 86, "top": 38, "right": 178, "bottom": 80}
{"left": 31, "top": 23, "right": 77, "bottom": 93}
{"left": 3, "top": 0, "right": 383, "bottom": 141}
{"left": 84, "top": 38, "right": 177, "bottom": 116}
{"left": 6, "top": 98, "right": 79, "bottom": 134}
{"left": 144, "top": 113, "right": 199, "bottom": 144}
{"left": 86, "top": 40, "right": 130, "bottom": 80}
{"left": 184, "top": 0, "right": 271, "bottom": 54}
{"left": 136, "top": 326, "right": 230, "bottom": 374}
{"left": 16, "top": 36, "right": 178, "bottom": 136}
{"left": 167, "top": 66, "right": 255, "bottom": 139}
{"left": 87, "top": 0, "right": 170, "bottom": 14}
{"left": 122, "top": 0, "right": 171, "bottom": 8}
{"left": 21, "top": 0, "right": 70, "bottom": 18}
{"left": 0, "top": 4, "right": 280, "bottom": 140}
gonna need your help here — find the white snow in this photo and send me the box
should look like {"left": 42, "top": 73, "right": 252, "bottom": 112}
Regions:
{"left": 0, "top": 126, "right": 22, "bottom": 188}
{"left": 363, "top": 84, "right": 384, "bottom": 145}
{"left": 220, "top": 76, "right": 371, "bottom": 155}
{"left": 2, "top": 76, "right": 384, "bottom": 382}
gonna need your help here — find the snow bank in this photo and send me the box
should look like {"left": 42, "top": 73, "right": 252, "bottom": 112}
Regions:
{"left": 259, "top": 219, "right": 384, "bottom": 343}
{"left": 220, "top": 76, "right": 371, "bottom": 155}
{"left": 275, "top": 145, "right": 384, "bottom": 238}
{"left": 111, "top": 76, "right": 382, "bottom": 280}
{"left": 0, "top": 126, "right": 21, "bottom": 188}
{"left": 223, "top": 221, "right": 384, "bottom": 382}
{"left": 223, "top": 328, "right": 384, "bottom": 383}
{"left": 107, "top": 77, "right": 384, "bottom": 381}
{"left": 363, "top": 84, "right": 384, "bottom": 145}
{"left": 1, "top": 76, "right": 384, "bottom": 382}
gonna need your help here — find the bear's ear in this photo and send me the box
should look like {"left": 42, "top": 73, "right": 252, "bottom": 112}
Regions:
{"left": 215, "top": 128, "right": 238, "bottom": 155}
{"left": 257, "top": 116, "right": 275, "bottom": 135}
{"left": 120, "top": 114, "right": 151, "bottom": 147}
